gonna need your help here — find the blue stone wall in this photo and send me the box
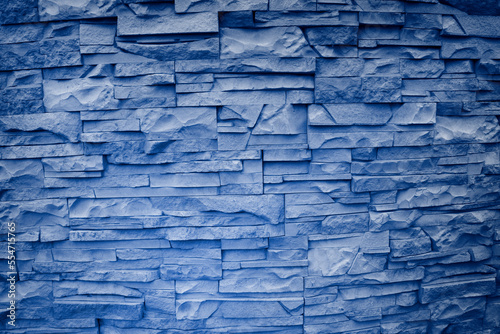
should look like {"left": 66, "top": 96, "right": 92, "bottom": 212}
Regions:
{"left": 1, "top": 0, "right": 500, "bottom": 333}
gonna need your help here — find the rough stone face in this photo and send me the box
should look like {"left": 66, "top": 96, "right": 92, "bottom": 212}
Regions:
{"left": 140, "top": 107, "right": 217, "bottom": 139}
{"left": 315, "top": 77, "right": 402, "bottom": 103}
{"left": 219, "top": 278, "right": 303, "bottom": 293}
{"left": 400, "top": 59, "right": 445, "bottom": 78}
{"left": 253, "top": 105, "right": 306, "bottom": 135}
{"left": 0, "top": 112, "right": 80, "bottom": 142}
{"left": 160, "top": 263, "right": 222, "bottom": 280}
{"left": 434, "top": 116, "right": 500, "bottom": 144}
{"left": 0, "top": 42, "right": 81, "bottom": 71}
{"left": 220, "top": 27, "right": 316, "bottom": 58}
{"left": 43, "top": 79, "right": 118, "bottom": 112}
{"left": 39, "top": 0, "right": 120, "bottom": 21}
{"left": 117, "top": 4, "right": 218, "bottom": 36}
{"left": 442, "top": 15, "right": 500, "bottom": 38}
{"left": 390, "top": 103, "right": 436, "bottom": 125}
{"left": 0, "top": 0, "right": 38, "bottom": 24}
{"left": 308, "top": 131, "right": 394, "bottom": 149}
{"left": 305, "top": 27, "right": 358, "bottom": 46}
{"left": 176, "top": 0, "right": 268, "bottom": 13}
{"left": 441, "top": 38, "right": 500, "bottom": 59}
{"left": 439, "top": 0, "right": 500, "bottom": 15}
{"left": 316, "top": 58, "right": 365, "bottom": 77}
{"left": 319, "top": 104, "right": 393, "bottom": 125}
{"left": 420, "top": 277, "right": 496, "bottom": 304}
{"left": 0, "top": 159, "right": 44, "bottom": 188}
{"left": 117, "top": 38, "right": 219, "bottom": 61}
{"left": 53, "top": 297, "right": 144, "bottom": 320}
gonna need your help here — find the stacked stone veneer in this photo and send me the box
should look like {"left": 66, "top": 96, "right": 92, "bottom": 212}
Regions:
{"left": 1, "top": 0, "right": 500, "bottom": 333}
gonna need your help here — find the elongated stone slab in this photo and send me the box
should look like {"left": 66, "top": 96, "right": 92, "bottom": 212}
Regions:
{"left": 220, "top": 27, "right": 316, "bottom": 59}
{"left": 40, "top": 2, "right": 118, "bottom": 20}
{"left": 420, "top": 277, "right": 496, "bottom": 304}
{"left": 176, "top": 57, "right": 316, "bottom": 73}
{"left": 69, "top": 195, "right": 284, "bottom": 224}
{"left": 117, "top": 38, "right": 219, "bottom": 61}
{"left": 442, "top": 15, "right": 500, "bottom": 38}
{"left": 141, "top": 107, "right": 217, "bottom": 139}
{"left": 43, "top": 79, "right": 118, "bottom": 112}
{"left": 117, "top": 4, "right": 218, "bottom": 36}
{"left": 175, "top": 0, "right": 268, "bottom": 12}
{"left": 319, "top": 104, "right": 393, "bottom": 125}
{"left": 219, "top": 277, "right": 303, "bottom": 293}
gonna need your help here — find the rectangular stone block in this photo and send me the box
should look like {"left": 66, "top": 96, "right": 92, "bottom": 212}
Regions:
{"left": 45, "top": 174, "right": 149, "bottom": 188}
{"left": 41, "top": 156, "right": 103, "bottom": 173}
{"left": 53, "top": 297, "right": 144, "bottom": 320}
{"left": 321, "top": 104, "right": 393, "bottom": 125}
{"left": 322, "top": 213, "right": 370, "bottom": 234}
{"left": 176, "top": 57, "right": 316, "bottom": 73}
{"left": 221, "top": 238, "right": 268, "bottom": 250}
{"left": 140, "top": 107, "right": 217, "bottom": 139}
{"left": 0, "top": 143, "right": 83, "bottom": 159}
{"left": 434, "top": 116, "right": 500, "bottom": 144}
{"left": 359, "top": 12, "right": 405, "bottom": 25}
{"left": 215, "top": 74, "right": 314, "bottom": 91}
{"left": 54, "top": 281, "right": 142, "bottom": 298}
{"left": 219, "top": 277, "right": 303, "bottom": 293}
{"left": 0, "top": 0, "right": 38, "bottom": 24}
{"left": 114, "top": 86, "right": 175, "bottom": 99}
{"left": 52, "top": 248, "right": 116, "bottom": 262}
{"left": 0, "top": 112, "right": 80, "bottom": 142}
{"left": 308, "top": 131, "right": 393, "bottom": 149}
{"left": 177, "top": 91, "right": 286, "bottom": 106}
{"left": 0, "top": 42, "right": 82, "bottom": 71}
{"left": 160, "top": 263, "right": 222, "bottom": 280}
{"left": 419, "top": 277, "right": 496, "bottom": 304}
{"left": 39, "top": 0, "right": 119, "bottom": 21}
{"left": 400, "top": 59, "right": 444, "bottom": 78}
{"left": 220, "top": 27, "right": 316, "bottom": 59}
{"left": 390, "top": 103, "right": 436, "bottom": 125}
{"left": 270, "top": 0, "right": 316, "bottom": 10}
{"left": 442, "top": 15, "right": 500, "bottom": 38}
{"left": 117, "top": 4, "right": 218, "bottom": 36}
{"left": 115, "top": 62, "right": 174, "bottom": 77}
{"left": 286, "top": 202, "right": 367, "bottom": 219}
{"left": 69, "top": 195, "right": 284, "bottom": 224}
{"left": 316, "top": 58, "right": 364, "bottom": 77}
{"left": 315, "top": 77, "right": 401, "bottom": 103}
{"left": 352, "top": 174, "right": 467, "bottom": 192}
{"left": 84, "top": 119, "right": 140, "bottom": 132}
{"left": 0, "top": 159, "right": 44, "bottom": 189}
{"left": 43, "top": 79, "right": 118, "bottom": 112}
{"left": 305, "top": 27, "right": 358, "bottom": 46}
{"left": 176, "top": 0, "right": 268, "bottom": 13}
{"left": 150, "top": 173, "right": 220, "bottom": 188}
{"left": 441, "top": 37, "right": 500, "bottom": 59}
{"left": 117, "top": 37, "right": 219, "bottom": 61}
{"left": 80, "top": 23, "right": 116, "bottom": 46}
{"left": 254, "top": 11, "right": 350, "bottom": 27}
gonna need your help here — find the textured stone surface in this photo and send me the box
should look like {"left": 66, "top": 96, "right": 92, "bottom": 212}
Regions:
{"left": 434, "top": 116, "right": 500, "bottom": 144}
{"left": 117, "top": 38, "right": 219, "bottom": 61}
{"left": 1, "top": 1, "right": 500, "bottom": 333}
{"left": 141, "top": 107, "right": 216, "bottom": 139}
{"left": 0, "top": 0, "right": 38, "bottom": 24}
{"left": 39, "top": 0, "right": 120, "bottom": 21}
{"left": 220, "top": 27, "right": 316, "bottom": 58}
{"left": 43, "top": 79, "right": 118, "bottom": 112}
{"left": 117, "top": 4, "right": 218, "bottom": 36}
{"left": 176, "top": 0, "right": 268, "bottom": 13}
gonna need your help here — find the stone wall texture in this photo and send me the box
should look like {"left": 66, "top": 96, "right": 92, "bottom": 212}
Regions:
{"left": 1, "top": 0, "right": 500, "bottom": 333}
